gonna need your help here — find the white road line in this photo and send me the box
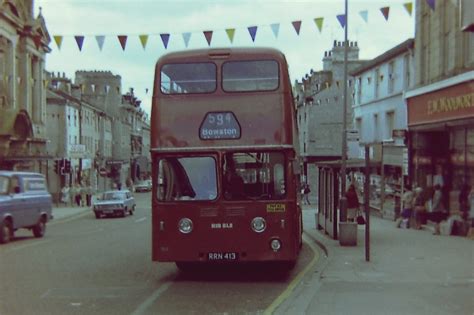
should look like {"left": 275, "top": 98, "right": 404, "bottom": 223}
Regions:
{"left": 131, "top": 282, "right": 173, "bottom": 315}
{"left": 135, "top": 217, "right": 147, "bottom": 223}
{"left": 7, "top": 240, "right": 51, "bottom": 252}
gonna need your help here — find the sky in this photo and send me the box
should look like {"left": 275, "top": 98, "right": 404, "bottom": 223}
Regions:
{"left": 34, "top": 0, "right": 415, "bottom": 117}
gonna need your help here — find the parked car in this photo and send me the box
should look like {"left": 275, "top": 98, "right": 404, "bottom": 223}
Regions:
{"left": 134, "top": 179, "right": 152, "bottom": 192}
{"left": 0, "top": 171, "right": 53, "bottom": 244}
{"left": 93, "top": 190, "right": 136, "bottom": 219}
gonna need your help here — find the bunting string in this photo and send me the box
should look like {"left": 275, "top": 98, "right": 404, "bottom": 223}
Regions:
{"left": 50, "top": 2, "right": 415, "bottom": 52}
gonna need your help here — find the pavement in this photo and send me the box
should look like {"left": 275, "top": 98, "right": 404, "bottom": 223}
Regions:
{"left": 275, "top": 205, "right": 474, "bottom": 315}
{"left": 49, "top": 202, "right": 473, "bottom": 314}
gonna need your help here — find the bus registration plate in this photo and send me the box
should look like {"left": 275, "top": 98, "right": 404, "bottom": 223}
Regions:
{"left": 208, "top": 252, "right": 238, "bottom": 261}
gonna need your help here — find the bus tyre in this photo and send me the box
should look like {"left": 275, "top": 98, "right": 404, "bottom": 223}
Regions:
{"left": 0, "top": 220, "right": 13, "bottom": 244}
{"left": 33, "top": 217, "right": 46, "bottom": 238}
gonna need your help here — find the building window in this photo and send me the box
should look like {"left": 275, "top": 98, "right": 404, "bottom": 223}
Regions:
{"left": 373, "top": 114, "right": 379, "bottom": 142}
{"left": 374, "top": 68, "right": 380, "bottom": 99}
{"left": 386, "top": 111, "right": 395, "bottom": 140}
{"left": 388, "top": 61, "right": 395, "bottom": 93}
{"left": 356, "top": 117, "right": 362, "bottom": 141}
{"left": 403, "top": 54, "right": 411, "bottom": 88}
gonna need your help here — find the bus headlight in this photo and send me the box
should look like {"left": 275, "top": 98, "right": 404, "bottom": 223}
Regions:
{"left": 270, "top": 239, "right": 282, "bottom": 252}
{"left": 251, "top": 217, "right": 266, "bottom": 233}
{"left": 178, "top": 218, "right": 193, "bottom": 234}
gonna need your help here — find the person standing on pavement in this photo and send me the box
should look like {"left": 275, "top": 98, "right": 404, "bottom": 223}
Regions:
{"left": 303, "top": 184, "right": 311, "bottom": 205}
{"left": 428, "top": 184, "right": 449, "bottom": 235}
{"left": 74, "top": 183, "right": 82, "bottom": 207}
{"left": 61, "top": 185, "right": 70, "bottom": 206}
{"left": 397, "top": 184, "right": 414, "bottom": 228}
{"left": 345, "top": 184, "right": 359, "bottom": 222}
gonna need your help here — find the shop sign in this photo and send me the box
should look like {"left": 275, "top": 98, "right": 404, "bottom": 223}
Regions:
{"left": 406, "top": 81, "right": 473, "bottom": 126}
{"left": 69, "top": 144, "right": 86, "bottom": 159}
{"left": 346, "top": 129, "right": 359, "bottom": 142}
{"left": 402, "top": 148, "right": 409, "bottom": 175}
{"left": 392, "top": 129, "right": 407, "bottom": 139}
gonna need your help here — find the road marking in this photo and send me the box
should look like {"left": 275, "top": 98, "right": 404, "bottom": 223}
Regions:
{"left": 130, "top": 282, "right": 173, "bottom": 315}
{"left": 49, "top": 211, "right": 90, "bottom": 226}
{"left": 135, "top": 217, "right": 147, "bottom": 223}
{"left": 7, "top": 239, "right": 52, "bottom": 252}
{"left": 263, "top": 233, "right": 320, "bottom": 315}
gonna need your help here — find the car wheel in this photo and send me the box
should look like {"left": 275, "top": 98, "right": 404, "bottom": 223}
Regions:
{"left": 33, "top": 217, "right": 46, "bottom": 238}
{"left": 0, "top": 220, "right": 13, "bottom": 244}
{"left": 129, "top": 205, "right": 135, "bottom": 215}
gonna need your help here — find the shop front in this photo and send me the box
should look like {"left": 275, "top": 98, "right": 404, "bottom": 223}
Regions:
{"left": 406, "top": 72, "right": 474, "bottom": 213}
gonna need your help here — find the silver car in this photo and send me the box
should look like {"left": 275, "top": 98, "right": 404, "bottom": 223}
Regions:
{"left": 93, "top": 190, "right": 136, "bottom": 219}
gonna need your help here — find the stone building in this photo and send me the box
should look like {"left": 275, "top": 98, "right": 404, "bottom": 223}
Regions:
{"left": 294, "top": 40, "right": 365, "bottom": 196}
{"left": 0, "top": 0, "right": 51, "bottom": 172}
{"left": 405, "top": 0, "right": 473, "bottom": 214}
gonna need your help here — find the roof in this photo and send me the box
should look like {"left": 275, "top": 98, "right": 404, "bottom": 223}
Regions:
{"left": 350, "top": 38, "right": 414, "bottom": 76}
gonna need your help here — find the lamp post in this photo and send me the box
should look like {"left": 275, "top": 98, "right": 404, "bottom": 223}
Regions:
{"left": 340, "top": 0, "right": 349, "bottom": 222}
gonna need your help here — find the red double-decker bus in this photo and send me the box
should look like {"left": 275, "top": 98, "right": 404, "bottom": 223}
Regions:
{"left": 150, "top": 47, "right": 302, "bottom": 270}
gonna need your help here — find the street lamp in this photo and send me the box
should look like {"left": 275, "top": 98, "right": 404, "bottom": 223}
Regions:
{"left": 340, "top": 0, "right": 349, "bottom": 222}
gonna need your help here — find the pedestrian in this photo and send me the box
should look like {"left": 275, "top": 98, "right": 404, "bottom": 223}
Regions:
{"left": 303, "top": 184, "right": 311, "bottom": 205}
{"left": 396, "top": 184, "right": 414, "bottom": 228}
{"left": 74, "top": 183, "right": 82, "bottom": 207}
{"left": 427, "top": 184, "right": 449, "bottom": 235}
{"left": 85, "top": 184, "right": 93, "bottom": 207}
{"left": 413, "top": 187, "right": 425, "bottom": 230}
{"left": 345, "top": 184, "right": 359, "bottom": 222}
{"left": 61, "top": 185, "right": 70, "bottom": 206}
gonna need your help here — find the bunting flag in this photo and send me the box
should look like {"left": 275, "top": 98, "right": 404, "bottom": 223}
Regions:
{"left": 336, "top": 14, "right": 346, "bottom": 29}
{"left": 203, "top": 31, "right": 213, "bottom": 46}
{"left": 95, "top": 35, "right": 105, "bottom": 51}
{"left": 380, "top": 7, "right": 390, "bottom": 20}
{"left": 160, "top": 33, "right": 170, "bottom": 49}
{"left": 359, "top": 10, "right": 368, "bottom": 23}
{"left": 403, "top": 2, "right": 413, "bottom": 16}
{"left": 139, "top": 35, "right": 148, "bottom": 49}
{"left": 53, "top": 35, "right": 63, "bottom": 50}
{"left": 426, "top": 0, "right": 435, "bottom": 10}
{"left": 118, "top": 35, "right": 127, "bottom": 50}
{"left": 182, "top": 32, "right": 191, "bottom": 47}
{"left": 225, "top": 28, "right": 235, "bottom": 43}
{"left": 292, "top": 21, "right": 302, "bottom": 35}
{"left": 270, "top": 23, "right": 280, "bottom": 38}
{"left": 75, "top": 36, "right": 85, "bottom": 51}
{"left": 248, "top": 26, "right": 258, "bottom": 42}
{"left": 313, "top": 17, "right": 323, "bottom": 33}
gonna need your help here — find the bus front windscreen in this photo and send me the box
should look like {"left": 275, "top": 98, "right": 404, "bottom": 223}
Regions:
{"left": 157, "top": 156, "right": 217, "bottom": 201}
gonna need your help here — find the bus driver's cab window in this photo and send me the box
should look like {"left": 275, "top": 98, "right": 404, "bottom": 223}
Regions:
{"left": 223, "top": 152, "right": 286, "bottom": 200}
{"left": 157, "top": 157, "right": 217, "bottom": 201}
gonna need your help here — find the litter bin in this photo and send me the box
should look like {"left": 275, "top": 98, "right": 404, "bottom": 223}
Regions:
{"left": 339, "top": 221, "right": 357, "bottom": 246}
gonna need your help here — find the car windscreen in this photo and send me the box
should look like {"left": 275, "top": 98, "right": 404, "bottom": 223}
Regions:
{"left": 161, "top": 62, "right": 217, "bottom": 94}
{"left": 103, "top": 192, "right": 125, "bottom": 200}
{"left": 0, "top": 176, "right": 8, "bottom": 194}
{"left": 222, "top": 60, "right": 279, "bottom": 92}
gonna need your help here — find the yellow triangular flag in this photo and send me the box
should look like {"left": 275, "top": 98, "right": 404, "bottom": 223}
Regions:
{"left": 226, "top": 28, "right": 235, "bottom": 43}
{"left": 403, "top": 2, "right": 413, "bottom": 16}
{"left": 314, "top": 17, "right": 324, "bottom": 33}
{"left": 139, "top": 35, "right": 148, "bottom": 49}
{"left": 53, "top": 35, "right": 63, "bottom": 49}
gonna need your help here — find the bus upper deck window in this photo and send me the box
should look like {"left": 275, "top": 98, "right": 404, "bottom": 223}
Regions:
{"left": 222, "top": 60, "right": 279, "bottom": 92}
{"left": 161, "top": 63, "right": 217, "bottom": 94}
